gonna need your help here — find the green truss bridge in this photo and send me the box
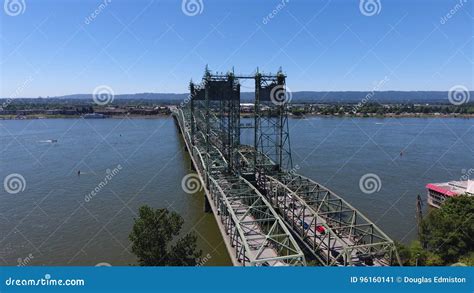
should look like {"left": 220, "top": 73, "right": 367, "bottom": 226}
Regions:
{"left": 172, "top": 67, "right": 401, "bottom": 267}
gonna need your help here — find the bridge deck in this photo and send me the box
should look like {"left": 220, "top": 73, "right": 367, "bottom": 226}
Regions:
{"left": 238, "top": 149, "right": 398, "bottom": 266}
{"left": 173, "top": 108, "right": 305, "bottom": 266}
{"left": 173, "top": 105, "right": 398, "bottom": 266}
{"left": 170, "top": 66, "right": 399, "bottom": 266}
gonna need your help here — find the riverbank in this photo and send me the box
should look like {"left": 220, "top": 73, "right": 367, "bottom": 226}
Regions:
{"left": 291, "top": 113, "right": 474, "bottom": 119}
{"left": 2, "top": 112, "right": 473, "bottom": 120}
{"left": 0, "top": 114, "right": 172, "bottom": 120}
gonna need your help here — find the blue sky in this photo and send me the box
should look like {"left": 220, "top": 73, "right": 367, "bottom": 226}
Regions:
{"left": 1, "top": 0, "right": 472, "bottom": 97}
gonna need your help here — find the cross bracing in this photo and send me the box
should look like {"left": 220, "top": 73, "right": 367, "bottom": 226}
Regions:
{"left": 174, "top": 103, "right": 305, "bottom": 266}
{"left": 172, "top": 67, "right": 400, "bottom": 266}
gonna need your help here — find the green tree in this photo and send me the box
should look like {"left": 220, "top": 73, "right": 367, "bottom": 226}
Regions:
{"left": 420, "top": 196, "right": 474, "bottom": 264}
{"left": 458, "top": 252, "right": 474, "bottom": 266}
{"left": 396, "top": 240, "right": 444, "bottom": 266}
{"left": 425, "top": 252, "right": 444, "bottom": 266}
{"left": 129, "top": 205, "right": 202, "bottom": 266}
{"left": 395, "top": 241, "right": 412, "bottom": 266}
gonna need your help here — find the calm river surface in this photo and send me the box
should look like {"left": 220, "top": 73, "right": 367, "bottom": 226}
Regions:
{"left": 1, "top": 117, "right": 473, "bottom": 266}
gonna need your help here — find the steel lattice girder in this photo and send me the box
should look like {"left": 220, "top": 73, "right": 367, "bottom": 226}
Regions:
{"left": 209, "top": 175, "right": 305, "bottom": 266}
{"left": 174, "top": 67, "right": 400, "bottom": 267}
{"left": 237, "top": 146, "right": 399, "bottom": 266}
{"left": 264, "top": 172, "right": 400, "bottom": 266}
{"left": 175, "top": 103, "right": 306, "bottom": 266}
{"left": 254, "top": 71, "right": 293, "bottom": 172}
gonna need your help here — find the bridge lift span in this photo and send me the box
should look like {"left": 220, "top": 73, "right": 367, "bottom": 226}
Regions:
{"left": 172, "top": 66, "right": 401, "bottom": 266}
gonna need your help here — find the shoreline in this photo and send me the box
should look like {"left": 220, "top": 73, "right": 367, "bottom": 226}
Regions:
{"left": 291, "top": 113, "right": 474, "bottom": 119}
{"left": 1, "top": 113, "right": 473, "bottom": 120}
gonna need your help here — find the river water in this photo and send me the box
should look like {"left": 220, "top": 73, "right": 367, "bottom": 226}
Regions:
{"left": 0, "top": 117, "right": 472, "bottom": 266}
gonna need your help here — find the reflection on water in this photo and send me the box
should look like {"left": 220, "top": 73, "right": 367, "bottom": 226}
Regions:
{"left": 0, "top": 117, "right": 472, "bottom": 265}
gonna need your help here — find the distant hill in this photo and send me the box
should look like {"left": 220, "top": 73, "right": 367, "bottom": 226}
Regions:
{"left": 242, "top": 91, "right": 465, "bottom": 104}
{"left": 5, "top": 91, "right": 471, "bottom": 104}
{"left": 57, "top": 93, "right": 189, "bottom": 101}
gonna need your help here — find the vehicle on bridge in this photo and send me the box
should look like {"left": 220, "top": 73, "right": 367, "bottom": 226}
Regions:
{"left": 173, "top": 67, "right": 401, "bottom": 267}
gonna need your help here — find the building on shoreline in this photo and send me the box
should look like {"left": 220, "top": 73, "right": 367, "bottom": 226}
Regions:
{"left": 82, "top": 113, "right": 106, "bottom": 119}
{"left": 426, "top": 180, "right": 474, "bottom": 208}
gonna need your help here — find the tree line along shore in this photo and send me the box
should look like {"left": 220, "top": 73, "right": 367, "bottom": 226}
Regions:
{"left": 0, "top": 99, "right": 473, "bottom": 119}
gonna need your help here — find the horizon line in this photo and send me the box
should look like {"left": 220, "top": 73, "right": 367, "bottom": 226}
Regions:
{"left": 4, "top": 89, "right": 473, "bottom": 99}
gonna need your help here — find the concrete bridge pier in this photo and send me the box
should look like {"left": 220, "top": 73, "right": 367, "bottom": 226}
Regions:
{"left": 203, "top": 191, "right": 212, "bottom": 213}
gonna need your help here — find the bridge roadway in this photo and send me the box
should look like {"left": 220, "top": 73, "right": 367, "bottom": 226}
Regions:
{"left": 174, "top": 107, "right": 306, "bottom": 266}
{"left": 173, "top": 107, "right": 399, "bottom": 266}
{"left": 239, "top": 150, "right": 399, "bottom": 266}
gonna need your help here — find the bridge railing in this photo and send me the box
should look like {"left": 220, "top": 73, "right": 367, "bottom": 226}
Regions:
{"left": 264, "top": 172, "right": 398, "bottom": 266}
{"left": 209, "top": 175, "right": 305, "bottom": 266}
{"left": 174, "top": 73, "right": 400, "bottom": 267}
{"left": 175, "top": 108, "right": 306, "bottom": 266}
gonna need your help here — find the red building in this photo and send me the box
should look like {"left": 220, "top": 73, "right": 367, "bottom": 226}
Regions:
{"left": 426, "top": 180, "right": 474, "bottom": 208}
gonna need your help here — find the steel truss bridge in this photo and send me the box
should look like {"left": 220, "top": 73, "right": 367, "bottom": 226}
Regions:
{"left": 172, "top": 67, "right": 401, "bottom": 267}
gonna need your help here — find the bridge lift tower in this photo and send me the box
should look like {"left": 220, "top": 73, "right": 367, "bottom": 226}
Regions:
{"left": 254, "top": 68, "right": 293, "bottom": 174}
{"left": 176, "top": 66, "right": 401, "bottom": 267}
